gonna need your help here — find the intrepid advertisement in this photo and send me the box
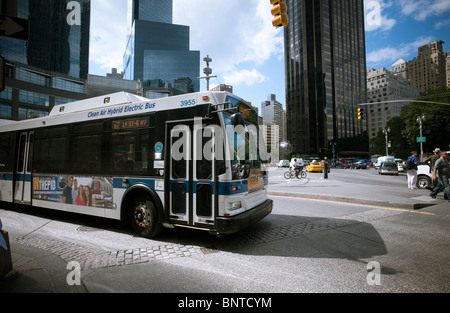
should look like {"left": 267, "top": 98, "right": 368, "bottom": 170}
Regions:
{"left": 32, "top": 174, "right": 113, "bottom": 209}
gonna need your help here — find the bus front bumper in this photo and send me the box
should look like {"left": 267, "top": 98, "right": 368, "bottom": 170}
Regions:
{"left": 214, "top": 199, "right": 273, "bottom": 235}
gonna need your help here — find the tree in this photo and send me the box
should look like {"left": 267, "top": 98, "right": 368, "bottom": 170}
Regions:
{"left": 369, "top": 87, "right": 450, "bottom": 158}
{"left": 370, "top": 116, "right": 411, "bottom": 159}
{"left": 400, "top": 87, "right": 450, "bottom": 154}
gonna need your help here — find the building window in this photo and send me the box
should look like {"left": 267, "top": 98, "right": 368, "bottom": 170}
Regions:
{"left": 52, "top": 77, "right": 85, "bottom": 93}
{"left": 0, "top": 104, "right": 12, "bottom": 119}
{"left": 19, "top": 90, "right": 50, "bottom": 107}
{"left": 16, "top": 68, "right": 50, "bottom": 87}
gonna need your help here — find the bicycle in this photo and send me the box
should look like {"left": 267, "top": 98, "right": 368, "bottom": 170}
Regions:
{"left": 284, "top": 167, "right": 307, "bottom": 179}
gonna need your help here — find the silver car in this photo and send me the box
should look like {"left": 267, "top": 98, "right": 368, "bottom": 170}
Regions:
{"left": 378, "top": 162, "right": 399, "bottom": 175}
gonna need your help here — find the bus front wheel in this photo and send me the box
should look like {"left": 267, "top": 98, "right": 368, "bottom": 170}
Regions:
{"left": 130, "top": 196, "right": 162, "bottom": 238}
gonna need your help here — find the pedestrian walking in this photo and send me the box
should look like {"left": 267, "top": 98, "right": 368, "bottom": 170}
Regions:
{"left": 323, "top": 157, "right": 329, "bottom": 179}
{"left": 424, "top": 148, "right": 441, "bottom": 191}
{"left": 432, "top": 151, "right": 450, "bottom": 202}
{"left": 406, "top": 151, "right": 419, "bottom": 189}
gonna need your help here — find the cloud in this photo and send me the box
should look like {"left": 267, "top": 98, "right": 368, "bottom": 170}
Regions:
{"left": 223, "top": 68, "right": 266, "bottom": 86}
{"left": 89, "top": 0, "right": 128, "bottom": 72}
{"left": 435, "top": 18, "right": 450, "bottom": 29}
{"left": 364, "top": 0, "right": 397, "bottom": 32}
{"left": 173, "top": 0, "right": 283, "bottom": 87}
{"left": 398, "top": 0, "right": 450, "bottom": 21}
{"left": 366, "top": 36, "right": 435, "bottom": 66}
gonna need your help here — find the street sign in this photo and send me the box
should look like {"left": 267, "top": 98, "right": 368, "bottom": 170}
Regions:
{"left": 0, "top": 14, "right": 29, "bottom": 41}
{"left": 417, "top": 137, "right": 426, "bottom": 143}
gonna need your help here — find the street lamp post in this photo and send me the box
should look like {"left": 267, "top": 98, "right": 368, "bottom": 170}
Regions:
{"left": 382, "top": 127, "right": 390, "bottom": 156}
{"left": 198, "top": 55, "right": 217, "bottom": 91}
{"left": 417, "top": 115, "right": 426, "bottom": 162}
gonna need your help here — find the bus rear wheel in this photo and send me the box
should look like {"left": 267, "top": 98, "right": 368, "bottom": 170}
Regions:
{"left": 130, "top": 196, "right": 162, "bottom": 238}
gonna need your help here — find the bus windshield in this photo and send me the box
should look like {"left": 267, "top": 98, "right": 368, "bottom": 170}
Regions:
{"left": 223, "top": 113, "right": 266, "bottom": 179}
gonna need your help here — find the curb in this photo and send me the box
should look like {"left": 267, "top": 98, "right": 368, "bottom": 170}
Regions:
{"left": 267, "top": 191, "right": 436, "bottom": 210}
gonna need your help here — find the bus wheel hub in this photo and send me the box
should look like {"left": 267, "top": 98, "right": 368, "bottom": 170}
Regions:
{"left": 134, "top": 203, "right": 150, "bottom": 228}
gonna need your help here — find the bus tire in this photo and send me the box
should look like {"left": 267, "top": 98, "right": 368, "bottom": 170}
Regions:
{"left": 130, "top": 195, "right": 162, "bottom": 238}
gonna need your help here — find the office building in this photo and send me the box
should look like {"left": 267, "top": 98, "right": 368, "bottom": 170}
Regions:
{"left": 284, "top": 0, "right": 367, "bottom": 156}
{"left": 1, "top": 0, "right": 90, "bottom": 79}
{"left": 0, "top": 62, "right": 86, "bottom": 120}
{"left": 123, "top": 0, "right": 200, "bottom": 94}
{"left": 391, "top": 59, "right": 408, "bottom": 80}
{"left": 0, "top": 0, "right": 90, "bottom": 120}
{"left": 87, "top": 69, "right": 183, "bottom": 99}
{"left": 261, "top": 94, "right": 287, "bottom": 143}
{"left": 446, "top": 51, "right": 450, "bottom": 88}
{"left": 407, "top": 41, "right": 447, "bottom": 93}
{"left": 366, "top": 68, "right": 420, "bottom": 138}
{"left": 131, "top": 0, "right": 172, "bottom": 24}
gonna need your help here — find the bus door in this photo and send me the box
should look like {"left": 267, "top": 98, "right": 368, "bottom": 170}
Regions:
{"left": 14, "top": 131, "right": 34, "bottom": 204}
{"left": 166, "top": 121, "right": 216, "bottom": 229}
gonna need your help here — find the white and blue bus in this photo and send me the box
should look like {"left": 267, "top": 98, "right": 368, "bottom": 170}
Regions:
{"left": 0, "top": 91, "right": 272, "bottom": 238}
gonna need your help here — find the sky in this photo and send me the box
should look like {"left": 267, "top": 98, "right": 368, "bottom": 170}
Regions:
{"left": 89, "top": 0, "right": 450, "bottom": 112}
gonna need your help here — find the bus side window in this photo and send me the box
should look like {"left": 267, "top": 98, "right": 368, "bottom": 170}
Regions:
{"left": 34, "top": 137, "right": 68, "bottom": 173}
{"left": 111, "top": 130, "right": 149, "bottom": 174}
{"left": 71, "top": 134, "right": 103, "bottom": 173}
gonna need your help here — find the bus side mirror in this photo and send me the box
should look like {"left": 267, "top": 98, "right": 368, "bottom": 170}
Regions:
{"left": 231, "top": 113, "right": 245, "bottom": 127}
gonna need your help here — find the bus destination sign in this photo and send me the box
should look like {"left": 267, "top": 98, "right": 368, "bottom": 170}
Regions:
{"left": 113, "top": 117, "right": 150, "bottom": 130}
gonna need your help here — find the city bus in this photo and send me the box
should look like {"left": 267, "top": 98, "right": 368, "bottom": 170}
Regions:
{"left": 0, "top": 91, "right": 273, "bottom": 238}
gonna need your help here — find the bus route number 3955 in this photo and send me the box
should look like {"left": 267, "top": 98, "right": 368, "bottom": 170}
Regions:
{"left": 180, "top": 99, "right": 196, "bottom": 107}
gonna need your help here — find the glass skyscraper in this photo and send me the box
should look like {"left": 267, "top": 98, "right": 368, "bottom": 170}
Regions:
{"left": 1, "top": 0, "right": 90, "bottom": 79}
{"left": 132, "top": 0, "right": 172, "bottom": 24}
{"left": 284, "top": 0, "right": 367, "bottom": 156}
{"left": 0, "top": 0, "right": 89, "bottom": 120}
{"left": 124, "top": 0, "right": 200, "bottom": 93}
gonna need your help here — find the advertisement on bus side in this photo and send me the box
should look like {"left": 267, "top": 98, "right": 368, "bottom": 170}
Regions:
{"left": 32, "top": 174, "right": 113, "bottom": 209}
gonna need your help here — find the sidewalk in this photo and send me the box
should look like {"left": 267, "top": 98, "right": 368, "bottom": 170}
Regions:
{"left": 267, "top": 173, "right": 445, "bottom": 210}
{"left": 0, "top": 243, "right": 87, "bottom": 293}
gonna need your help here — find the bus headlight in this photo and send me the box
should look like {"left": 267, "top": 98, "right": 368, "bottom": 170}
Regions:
{"left": 226, "top": 201, "right": 242, "bottom": 211}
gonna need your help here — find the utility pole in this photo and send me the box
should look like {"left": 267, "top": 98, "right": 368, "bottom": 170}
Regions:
{"left": 198, "top": 55, "right": 217, "bottom": 91}
{"left": 417, "top": 115, "right": 426, "bottom": 162}
{"left": 382, "top": 127, "right": 390, "bottom": 156}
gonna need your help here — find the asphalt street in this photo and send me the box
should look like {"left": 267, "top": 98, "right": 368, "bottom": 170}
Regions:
{"left": 0, "top": 168, "right": 449, "bottom": 296}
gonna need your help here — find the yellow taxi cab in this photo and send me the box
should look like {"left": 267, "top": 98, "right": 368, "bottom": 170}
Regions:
{"left": 306, "top": 160, "right": 324, "bottom": 172}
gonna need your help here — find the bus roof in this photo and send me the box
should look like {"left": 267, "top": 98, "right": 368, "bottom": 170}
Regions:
{"left": 0, "top": 91, "right": 237, "bottom": 133}
{"left": 48, "top": 92, "right": 150, "bottom": 117}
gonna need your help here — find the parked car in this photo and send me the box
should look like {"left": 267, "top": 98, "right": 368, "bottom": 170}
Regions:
{"left": 395, "top": 158, "right": 405, "bottom": 172}
{"left": 378, "top": 161, "right": 398, "bottom": 175}
{"left": 416, "top": 151, "right": 450, "bottom": 189}
{"left": 417, "top": 164, "right": 432, "bottom": 189}
{"left": 375, "top": 156, "right": 395, "bottom": 169}
{"left": 344, "top": 162, "right": 355, "bottom": 169}
{"left": 277, "top": 160, "right": 290, "bottom": 168}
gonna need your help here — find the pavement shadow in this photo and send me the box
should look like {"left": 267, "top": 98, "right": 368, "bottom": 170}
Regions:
{"left": 2, "top": 204, "right": 388, "bottom": 262}
{"left": 156, "top": 214, "right": 388, "bottom": 262}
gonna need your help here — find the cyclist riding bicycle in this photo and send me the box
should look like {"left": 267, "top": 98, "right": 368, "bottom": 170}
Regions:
{"left": 292, "top": 159, "right": 304, "bottom": 176}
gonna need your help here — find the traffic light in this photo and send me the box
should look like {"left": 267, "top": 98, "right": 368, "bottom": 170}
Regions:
{"left": 357, "top": 107, "right": 364, "bottom": 120}
{"left": 270, "top": 0, "right": 288, "bottom": 28}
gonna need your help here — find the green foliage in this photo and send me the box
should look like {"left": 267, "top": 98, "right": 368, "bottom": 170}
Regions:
{"left": 370, "top": 87, "right": 450, "bottom": 159}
